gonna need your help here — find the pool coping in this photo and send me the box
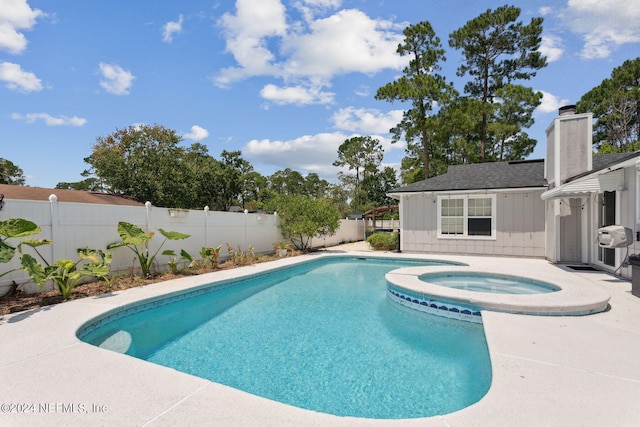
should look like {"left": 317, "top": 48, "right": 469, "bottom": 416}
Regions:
{"left": 386, "top": 263, "right": 611, "bottom": 317}
{"left": 1, "top": 247, "right": 640, "bottom": 426}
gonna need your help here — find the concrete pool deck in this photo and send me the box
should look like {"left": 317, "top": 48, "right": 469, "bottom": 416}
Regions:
{"left": 1, "top": 243, "right": 639, "bottom": 426}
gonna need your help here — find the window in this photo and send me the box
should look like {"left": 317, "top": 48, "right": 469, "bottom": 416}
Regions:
{"left": 437, "top": 195, "right": 496, "bottom": 239}
{"left": 440, "top": 198, "right": 463, "bottom": 235}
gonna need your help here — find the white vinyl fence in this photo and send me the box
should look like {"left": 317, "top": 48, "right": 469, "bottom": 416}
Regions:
{"left": 1, "top": 196, "right": 365, "bottom": 295}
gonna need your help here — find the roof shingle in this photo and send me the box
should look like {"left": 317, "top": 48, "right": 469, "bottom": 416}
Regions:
{"left": 390, "top": 152, "right": 640, "bottom": 194}
{"left": 390, "top": 159, "right": 547, "bottom": 193}
{"left": 0, "top": 184, "right": 144, "bottom": 206}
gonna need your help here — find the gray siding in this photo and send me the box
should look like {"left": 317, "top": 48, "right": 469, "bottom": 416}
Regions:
{"left": 400, "top": 190, "right": 546, "bottom": 257}
{"left": 559, "top": 115, "right": 591, "bottom": 183}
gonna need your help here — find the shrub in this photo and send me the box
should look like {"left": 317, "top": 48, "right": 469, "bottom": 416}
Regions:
{"left": 266, "top": 195, "right": 340, "bottom": 252}
{"left": 367, "top": 232, "right": 399, "bottom": 251}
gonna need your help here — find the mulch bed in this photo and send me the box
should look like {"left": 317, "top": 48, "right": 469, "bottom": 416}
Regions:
{"left": 1, "top": 255, "right": 290, "bottom": 316}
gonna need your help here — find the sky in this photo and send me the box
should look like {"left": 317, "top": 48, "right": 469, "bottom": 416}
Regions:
{"left": 1, "top": 0, "right": 639, "bottom": 189}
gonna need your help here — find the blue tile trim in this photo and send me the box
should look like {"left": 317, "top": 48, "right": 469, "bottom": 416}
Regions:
{"left": 387, "top": 286, "right": 606, "bottom": 318}
{"left": 77, "top": 279, "right": 247, "bottom": 339}
{"left": 387, "top": 286, "right": 483, "bottom": 324}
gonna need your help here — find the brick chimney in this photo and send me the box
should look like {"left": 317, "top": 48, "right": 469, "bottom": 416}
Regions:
{"left": 545, "top": 105, "right": 593, "bottom": 188}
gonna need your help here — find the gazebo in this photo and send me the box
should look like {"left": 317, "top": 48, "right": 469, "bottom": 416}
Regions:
{"left": 363, "top": 205, "right": 399, "bottom": 234}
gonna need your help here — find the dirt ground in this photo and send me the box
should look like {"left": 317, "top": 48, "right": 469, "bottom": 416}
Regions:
{"left": 0, "top": 255, "right": 289, "bottom": 316}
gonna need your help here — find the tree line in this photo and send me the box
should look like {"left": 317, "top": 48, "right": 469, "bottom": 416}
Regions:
{"left": 49, "top": 124, "right": 395, "bottom": 214}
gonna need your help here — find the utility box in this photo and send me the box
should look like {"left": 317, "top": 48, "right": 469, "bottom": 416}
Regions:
{"left": 628, "top": 255, "right": 640, "bottom": 297}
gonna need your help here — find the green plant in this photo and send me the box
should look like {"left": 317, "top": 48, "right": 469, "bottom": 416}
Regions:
{"left": 21, "top": 247, "right": 111, "bottom": 299}
{"left": 94, "top": 249, "right": 114, "bottom": 287}
{"left": 0, "top": 219, "right": 53, "bottom": 296}
{"left": 226, "top": 243, "right": 256, "bottom": 266}
{"left": 274, "top": 240, "right": 292, "bottom": 257}
{"left": 107, "top": 222, "right": 190, "bottom": 277}
{"left": 274, "top": 240, "right": 292, "bottom": 250}
{"left": 366, "top": 232, "right": 399, "bottom": 251}
{"left": 200, "top": 245, "right": 222, "bottom": 268}
{"left": 163, "top": 249, "right": 194, "bottom": 274}
{"left": 266, "top": 195, "right": 340, "bottom": 252}
{"left": 0, "top": 218, "right": 52, "bottom": 279}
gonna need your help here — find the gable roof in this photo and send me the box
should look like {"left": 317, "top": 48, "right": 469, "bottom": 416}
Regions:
{"left": 389, "top": 159, "right": 547, "bottom": 194}
{"left": 389, "top": 152, "right": 640, "bottom": 195}
{"left": 0, "top": 184, "right": 145, "bottom": 206}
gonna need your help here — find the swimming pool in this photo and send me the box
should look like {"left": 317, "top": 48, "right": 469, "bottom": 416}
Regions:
{"left": 79, "top": 256, "right": 491, "bottom": 419}
{"left": 420, "top": 272, "right": 559, "bottom": 294}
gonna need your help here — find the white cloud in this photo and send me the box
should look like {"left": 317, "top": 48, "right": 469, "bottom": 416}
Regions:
{"left": 214, "top": 0, "right": 287, "bottom": 87}
{"left": 539, "top": 35, "right": 564, "bottom": 63}
{"left": 538, "top": 6, "right": 552, "bottom": 16}
{"left": 0, "top": 61, "right": 41, "bottom": 92}
{"left": 244, "top": 132, "right": 347, "bottom": 177}
{"left": 183, "top": 125, "right": 209, "bottom": 140}
{"left": 293, "top": 0, "right": 341, "bottom": 22}
{"left": 536, "top": 90, "right": 570, "bottom": 114}
{"left": 243, "top": 129, "right": 402, "bottom": 181}
{"left": 354, "top": 85, "right": 369, "bottom": 97}
{"left": 331, "top": 107, "right": 403, "bottom": 135}
{"left": 565, "top": 0, "right": 640, "bottom": 59}
{"left": 11, "top": 112, "right": 87, "bottom": 126}
{"left": 281, "top": 9, "right": 406, "bottom": 78}
{"left": 260, "top": 83, "right": 335, "bottom": 105}
{"left": 0, "top": 0, "right": 43, "bottom": 54}
{"left": 213, "top": 1, "right": 407, "bottom": 97}
{"left": 98, "top": 62, "right": 135, "bottom": 95}
{"left": 162, "top": 14, "right": 183, "bottom": 43}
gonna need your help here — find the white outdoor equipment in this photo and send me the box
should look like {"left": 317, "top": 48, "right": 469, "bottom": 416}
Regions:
{"left": 597, "top": 225, "right": 634, "bottom": 248}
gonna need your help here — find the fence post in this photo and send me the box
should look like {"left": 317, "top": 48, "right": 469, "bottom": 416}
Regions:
{"left": 204, "top": 206, "right": 209, "bottom": 248}
{"left": 145, "top": 201, "right": 152, "bottom": 231}
{"left": 274, "top": 212, "right": 278, "bottom": 244}
{"left": 48, "top": 194, "right": 58, "bottom": 264}
{"left": 244, "top": 209, "right": 248, "bottom": 250}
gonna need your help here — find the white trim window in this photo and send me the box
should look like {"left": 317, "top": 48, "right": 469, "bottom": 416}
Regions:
{"left": 437, "top": 195, "right": 496, "bottom": 239}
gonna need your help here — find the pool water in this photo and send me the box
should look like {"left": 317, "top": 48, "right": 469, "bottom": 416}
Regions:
{"left": 80, "top": 257, "right": 492, "bottom": 419}
{"left": 421, "top": 272, "right": 559, "bottom": 294}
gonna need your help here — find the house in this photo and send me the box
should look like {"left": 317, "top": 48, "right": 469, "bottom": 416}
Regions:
{"left": 389, "top": 106, "right": 640, "bottom": 278}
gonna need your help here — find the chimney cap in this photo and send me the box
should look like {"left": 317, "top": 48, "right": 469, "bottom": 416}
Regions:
{"left": 559, "top": 105, "right": 576, "bottom": 115}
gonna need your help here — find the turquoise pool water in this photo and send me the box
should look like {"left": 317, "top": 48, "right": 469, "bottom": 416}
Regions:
{"left": 79, "top": 257, "right": 492, "bottom": 419}
{"left": 421, "top": 272, "right": 559, "bottom": 294}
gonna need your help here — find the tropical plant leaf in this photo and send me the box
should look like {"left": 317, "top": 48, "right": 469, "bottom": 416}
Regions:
{"left": 106, "top": 241, "right": 127, "bottom": 249}
{"left": 162, "top": 249, "right": 176, "bottom": 257}
{"left": 20, "top": 238, "right": 53, "bottom": 248}
{"left": 77, "top": 248, "right": 101, "bottom": 263}
{"left": 180, "top": 249, "right": 192, "bottom": 261}
{"left": 66, "top": 271, "right": 81, "bottom": 281}
{"left": 116, "top": 222, "right": 151, "bottom": 245}
{"left": 0, "top": 218, "right": 41, "bottom": 238}
{"left": 100, "top": 251, "right": 113, "bottom": 264}
{"left": 158, "top": 228, "right": 190, "bottom": 240}
{"left": 52, "top": 259, "right": 76, "bottom": 271}
{"left": 21, "top": 253, "right": 48, "bottom": 286}
{"left": 0, "top": 240, "right": 16, "bottom": 263}
{"left": 80, "top": 263, "right": 110, "bottom": 278}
